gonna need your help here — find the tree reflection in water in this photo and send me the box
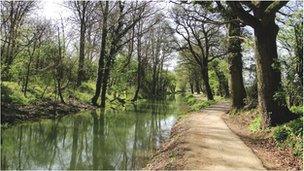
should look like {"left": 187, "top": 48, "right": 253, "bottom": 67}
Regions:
{"left": 1, "top": 97, "right": 183, "bottom": 170}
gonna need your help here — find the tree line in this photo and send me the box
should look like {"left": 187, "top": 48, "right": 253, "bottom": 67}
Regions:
{"left": 1, "top": 1, "right": 175, "bottom": 108}
{"left": 1, "top": 1, "right": 302, "bottom": 128}
{"left": 172, "top": 1, "right": 302, "bottom": 128}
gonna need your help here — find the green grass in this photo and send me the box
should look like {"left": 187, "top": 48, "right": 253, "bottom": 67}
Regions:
{"left": 184, "top": 93, "right": 221, "bottom": 111}
{"left": 1, "top": 81, "right": 38, "bottom": 105}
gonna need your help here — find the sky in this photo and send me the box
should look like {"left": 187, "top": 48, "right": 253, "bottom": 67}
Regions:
{"left": 37, "top": 0, "right": 71, "bottom": 20}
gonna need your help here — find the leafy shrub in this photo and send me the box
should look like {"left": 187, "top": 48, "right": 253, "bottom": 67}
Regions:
{"left": 249, "top": 115, "right": 262, "bottom": 132}
{"left": 273, "top": 126, "right": 290, "bottom": 142}
{"left": 273, "top": 117, "right": 303, "bottom": 158}
{"left": 287, "top": 118, "right": 303, "bottom": 136}
{"left": 290, "top": 105, "right": 303, "bottom": 115}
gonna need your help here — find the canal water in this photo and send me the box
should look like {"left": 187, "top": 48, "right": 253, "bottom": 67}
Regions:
{"left": 1, "top": 95, "right": 185, "bottom": 170}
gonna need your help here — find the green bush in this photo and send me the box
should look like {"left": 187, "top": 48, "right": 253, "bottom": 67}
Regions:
{"left": 273, "top": 126, "right": 290, "bottom": 142}
{"left": 290, "top": 105, "right": 303, "bottom": 115}
{"left": 273, "top": 118, "right": 303, "bottom": 158}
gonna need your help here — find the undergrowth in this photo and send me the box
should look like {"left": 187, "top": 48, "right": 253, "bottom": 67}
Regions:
{"left": 236, "top": 105, "right": 303, "bottom": 158}
{"left": 184, "top": 93, "right": 222, "bottom": 111}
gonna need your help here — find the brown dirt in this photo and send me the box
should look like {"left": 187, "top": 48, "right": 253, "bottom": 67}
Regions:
{"left": 223, "top": 110, "right": 303, "bottom": 170}
{"left": 145, "top": 103, "right": 266, "bottom": 170}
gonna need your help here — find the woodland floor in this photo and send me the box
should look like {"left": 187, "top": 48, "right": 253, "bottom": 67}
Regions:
{"left": 145, "top": 103, "right": 266, "bottom": 170}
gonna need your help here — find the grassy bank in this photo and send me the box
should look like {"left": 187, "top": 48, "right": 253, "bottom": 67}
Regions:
{"left": 1, "top": 81, "right": 136, "bottom": 124}
{"left": 183, "top": 93, "right": 225, "bottom": 111}
{"left": 224, "top": 106, "right": 303, "bottom": 170}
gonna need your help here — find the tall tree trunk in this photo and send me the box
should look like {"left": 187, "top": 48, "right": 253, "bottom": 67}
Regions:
{"left": 190, "top": 82, "right": 194, "bottom": 94}
{"left": 294, "top": 22, "right": 303, "bottom": 88}
{"left": 195, "top": 79, "right": 200, "bottom": 94}
{"left": 77, "top": 20, "right": 86, "bottom": 86}
{"left": 133, "top": 60, "right": 141, "bottom": 101}
{"left": 100, "top": 58, "right": 111, "bottom": 108}
{"left": 91, "top": 2, "right": 108, "bottom": 106}
{"left": 132, "top": 22, "right": 142, "bottom": 102}
{"left": 201, "top": 66, "right": 213, "bottom": 100}
{"left": 254, "top": 22, "right": 293, "bottom": 127}
{"left": 228, "top": 19, "right": 246, "bottom": 108}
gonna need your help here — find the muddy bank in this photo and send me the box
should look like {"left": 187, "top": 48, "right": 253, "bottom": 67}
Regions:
{"left": 1, "top": 100, "right": 95, "bottom": 125}
{"left": 145, "top": 114, "right": 189, "bottom": 170}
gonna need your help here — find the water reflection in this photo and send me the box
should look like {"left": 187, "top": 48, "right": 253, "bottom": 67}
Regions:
{"left": 1, "top": 98, "right": 183, "bottom": 170}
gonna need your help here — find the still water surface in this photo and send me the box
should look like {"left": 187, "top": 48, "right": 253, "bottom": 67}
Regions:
{"left": 1, "top": 96, "right": 184, "bottom": 170}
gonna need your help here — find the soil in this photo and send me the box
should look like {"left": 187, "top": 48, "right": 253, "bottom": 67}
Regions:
{"left": 145, "top": 103, "right": 266, "bottom": 170}
{"left": 1, "top": 99, "right": 95, "bottom": 125}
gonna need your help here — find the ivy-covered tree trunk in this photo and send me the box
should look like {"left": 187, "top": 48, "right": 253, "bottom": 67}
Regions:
{"left": 227, "top": 19, "right": 246, "bottom": 109}
{"left": 91, "top": 2, "right": 108, "bottom": 106}
{"left": 212, "top": 63, "right": 229, "bottom": 98}
{"left": 100, "top": 58, "right": 111, "bottom": 108}
{"left": 195, "top": 79, "right": 201, "bottom": 94}
{"left": 254, "top": 22, "right": 293, "bottom": 127}
{"left": 77, "top": 19, "right": 86, "bottom": 86}
{"left": 190, "top": 82, "right": 194, "bottom": 94}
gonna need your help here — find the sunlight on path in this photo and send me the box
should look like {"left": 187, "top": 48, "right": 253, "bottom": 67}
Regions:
{"left": 182, "top": 103, "right": 266, "bottom": 170}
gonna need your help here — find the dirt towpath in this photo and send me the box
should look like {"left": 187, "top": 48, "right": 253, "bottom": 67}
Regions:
{"left": 146, "top": 103, "right": 266, "bottom": 170}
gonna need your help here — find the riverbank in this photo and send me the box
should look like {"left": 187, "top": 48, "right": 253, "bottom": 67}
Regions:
{"left": 145, "top": 103, "right": 303, "bottom": 170}
{"left": 1, "top": 100, "right": 95, "bottom": 125}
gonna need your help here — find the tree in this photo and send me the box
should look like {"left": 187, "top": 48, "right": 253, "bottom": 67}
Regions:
{"left": 227, "top": 1, "right": 295, "bottom": 127}
{"left": 277, "top": 3, "right": 303, "bottom": 106}
{"left": 92, "top": 1, "right": 149, "bottom": 107}
{"left": 196, "top": 1, "right": 247, "bottom": 108}
{"left": 22, "top": 19, "right": 48, "bottom": 96}
{"left": 172, "top": 5, "right": 227, "bottom": 100}
{"left": 67, "top": 1, "right": 96, "bottom": 86}
{"left": 210, "top": 60, "right": 229, "bottom": 98}
{"left": 91, "top": 1, "right": 109, "bottom": 106}
{"left": 1, "top": 1, "right": 36, "bottom": 80}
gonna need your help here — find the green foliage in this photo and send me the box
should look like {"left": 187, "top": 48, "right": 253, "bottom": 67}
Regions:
{"left": 1, "top": 81, "right": 37, "bottom": 105}
{"left": 184, "top": 93, "right": 218, "bottom": 111}
{"left": 290, "top": 105, "right": 303, "bottom": 115}
{"left": 273, "top": 117, "right": 303, "bottom": 157}
{"left": 78, "top": 81, "right": 95, "bottom": 94}
{"left": 249, "top": 115, "right": 262, "bottom": 132}
{"left": 192, "top": 100, "right": 215, "bottom": 111}
{"left": 273, "top": 126, "right": 290, "bottom": 142}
